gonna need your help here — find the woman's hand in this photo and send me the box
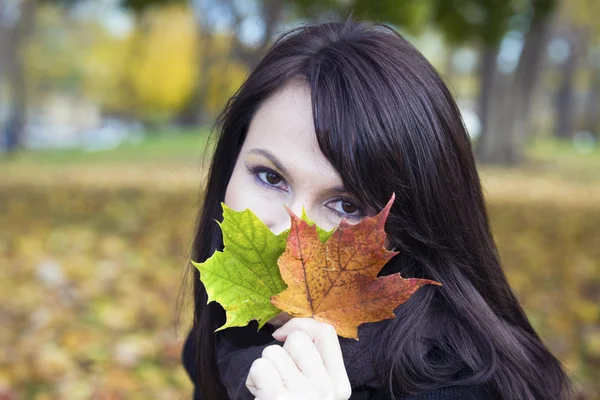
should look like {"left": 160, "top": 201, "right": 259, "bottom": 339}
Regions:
{"left": 246, "top": 318, "right": 351, "bottom": 400}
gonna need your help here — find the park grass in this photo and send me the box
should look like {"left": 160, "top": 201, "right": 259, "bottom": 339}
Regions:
{"left": 1, "top": 128, "right": 213, "bottom": 189}
{"left": 2, "top": 130, "right": 598, "bottom": 172}
{"left": 1, "top": 128, "right": 212, "bottom": 165}
{"left": 522, "top": 137, "right": 600, "bottom": 182}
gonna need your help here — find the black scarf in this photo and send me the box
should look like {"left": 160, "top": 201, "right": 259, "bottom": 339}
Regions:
{"left": 215, "top": 319, "right": 391, "bottom": 399}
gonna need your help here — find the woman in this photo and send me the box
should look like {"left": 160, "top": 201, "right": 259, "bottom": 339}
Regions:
{"left": 182, "top": 19, "right": 572, "bottom": 399}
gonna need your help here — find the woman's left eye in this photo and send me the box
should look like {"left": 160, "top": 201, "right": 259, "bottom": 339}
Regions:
{"left": 328, "top": 199, "right": 364, "bottom": 219}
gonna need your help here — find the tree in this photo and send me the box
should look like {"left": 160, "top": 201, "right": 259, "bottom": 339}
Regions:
{"left": 429, "top": 0, "right": 515, "bottom": 148}
{"left": 428, "top": 0, "right": 558, "bottom": 164}
{"left": 0, "top": 0, "right": 37, "bottom": 154}
{"left": 476, "top": 0, "right": 557, "bottom": 164}
{"left": 125, "top": 5, "right": 199, "bottom": 123}
{"left": 120, "top": 0, "right": 290, "bottom": 125}
{"left": 552, "top": 0, "right": 600, "bottom": 139}
{"left": 1, "top": 0, "right": 84, "bottom": 154}
{"left": 552, "top": 26, "right": 587, "bottom": 139}
{"left": 584, "top": 64, "right": 600, "bottom": 139}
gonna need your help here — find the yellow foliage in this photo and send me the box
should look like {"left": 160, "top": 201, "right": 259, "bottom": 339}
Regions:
{"left": 204, "top": 57, "right": 248, "bottom": 116}
{"left": 81, "top": 28, "right": 134, "bottom": 114}
{"left": 23, "top": 3, "right": 250, "bottom": 124}
{"left": 127, "top": 5, "right": 198, "bottom": 120}
{"left": 559, "top": 0, "right": 600, "bottom": 41}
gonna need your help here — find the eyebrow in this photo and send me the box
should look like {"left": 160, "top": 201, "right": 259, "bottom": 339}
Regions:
{"left": 246, "top": 147, "right": 349, "bottom": 195}
{"left": 247, "top": 148, "right": 291, "bottom": 178}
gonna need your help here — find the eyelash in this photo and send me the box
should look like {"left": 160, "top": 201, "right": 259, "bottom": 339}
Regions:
{"left": 246, "top": 165, "right": 365, "bottom": 220}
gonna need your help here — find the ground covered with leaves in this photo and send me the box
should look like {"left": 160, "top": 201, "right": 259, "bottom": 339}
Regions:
{"left": 1, "top": 184, "right": 199, "bottom": 399}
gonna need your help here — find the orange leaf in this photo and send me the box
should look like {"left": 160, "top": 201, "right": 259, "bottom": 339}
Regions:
{"left": 271, "top": 194, "right": 442, "bottom": 339}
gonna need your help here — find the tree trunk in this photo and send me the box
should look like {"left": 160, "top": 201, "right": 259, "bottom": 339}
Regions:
{"left": 177, "top": 0, "right": 214, "bottom": 126}
{"left": 584, "top": 68, "right": 600, "bottom": 139}
{"left": 1, "top": 0, "right": 12, "bottom": 150}
{"left": 554, "top": 28, "right": 586, "bottom": 139}
{"left": 554, "top": 43, "right": 577, "bottom": 139}
{"left": 476, "top": 12, "right": 553, "bottom": 165}
{"left": 475, "top": 64, "right": 512, "bottom": 164}
{"left": 257, "top": 0, "right": 284, "bottom": 57}
{"left": 506, "top": 11, "right": 553, "bottom": 163}
{"left": 4, "top": 0, "right": 36, "bottom": 154}
{"left": 477, "top": 44, "right": 500, "bottom": 136}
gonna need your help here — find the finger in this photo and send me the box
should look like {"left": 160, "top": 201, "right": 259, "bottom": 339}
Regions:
{"left": 273, "top": 319, "right": 345, "bottom": 372}
{"left": 245, "top": 358, "right": 286, "bottom": 400}
{"left": 261, "top": 345, "right": 305, "bottom": 391}
{"left": 282, "top": 330, "right": 328, "bottom": 378}
{"left": 273, "top": 319, "right": 351, "bottom": 399}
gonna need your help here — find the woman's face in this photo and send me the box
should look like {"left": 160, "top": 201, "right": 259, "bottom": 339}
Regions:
{"left": 225, "top": 80, "right": 372, "bottom": 235}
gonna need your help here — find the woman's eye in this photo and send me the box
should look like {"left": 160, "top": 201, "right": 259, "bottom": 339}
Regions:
{"left": 329, "top": 199, "right": 364, "bottom": 218}
{"left": 258, "top": 170, "right": 286, "bottom": 188}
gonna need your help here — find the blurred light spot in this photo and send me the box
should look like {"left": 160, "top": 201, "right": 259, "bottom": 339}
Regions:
{"left": 497, "top": 31, "right": 524, "bottom": 75}
{"left": 37, "top": 259, "right": 66, "bottom": 288}
{"left": 239, "top": 15, "right": 265, "bottom": 47}
{"left": 101, "top": 9, "right": 133, "bottom": 39}
{"left": 547, "top": 37, "right": 570, "bottom": 65}
{"left": 452, "top": 47, "right": 478, "bottom": 74}
{"left": 114, "top": 340, "right": 142, "bottom": 367}
{"left": 459, "top": 104, "right": 482, "bottom": 139}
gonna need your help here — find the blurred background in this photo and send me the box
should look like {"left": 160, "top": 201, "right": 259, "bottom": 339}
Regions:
{"left": 0, "top": 0, "right": 599, "bottom": 398}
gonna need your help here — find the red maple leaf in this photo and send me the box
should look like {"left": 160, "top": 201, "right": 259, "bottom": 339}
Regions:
{"left": 271, "top": 194, "right": 442, "bottom": 339}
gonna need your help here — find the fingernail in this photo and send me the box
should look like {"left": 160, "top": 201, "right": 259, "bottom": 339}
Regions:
{"left": 271, "top": 328, "right": 283, "bottom": 338}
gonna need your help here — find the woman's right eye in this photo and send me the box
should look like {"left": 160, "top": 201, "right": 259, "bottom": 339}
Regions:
{"left": 256, "top": 169, "right": 288, "bottom": 190}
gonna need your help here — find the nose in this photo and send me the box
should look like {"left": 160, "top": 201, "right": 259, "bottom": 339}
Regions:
{"left": 267, "top": 199, "right": 306, "bottom": 235}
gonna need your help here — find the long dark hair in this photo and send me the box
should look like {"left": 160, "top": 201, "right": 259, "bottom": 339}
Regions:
{"left": 186, "top": 19, "right": 572, "bottom": 399}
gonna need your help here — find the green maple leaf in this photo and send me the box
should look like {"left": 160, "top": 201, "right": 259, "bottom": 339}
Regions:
{"left": 192, "top": 204, "right": 335, "bottom": 332}
{"left": 192, "top": 204, "right": 288, "bottom": 331}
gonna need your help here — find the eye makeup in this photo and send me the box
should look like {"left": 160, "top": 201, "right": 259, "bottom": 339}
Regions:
{"left": 246, "top": 164, "right": 289, "bottom": 192}
{"left": 244, "top": 158, "right": 366, "bottom": 221}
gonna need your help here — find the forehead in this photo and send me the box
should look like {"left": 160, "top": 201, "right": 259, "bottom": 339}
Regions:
{"left": 246, "top": 81, "right": 315, "bottom": 150}
{"left": 243, "top": 81, "right": 342, "bottom": 185}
